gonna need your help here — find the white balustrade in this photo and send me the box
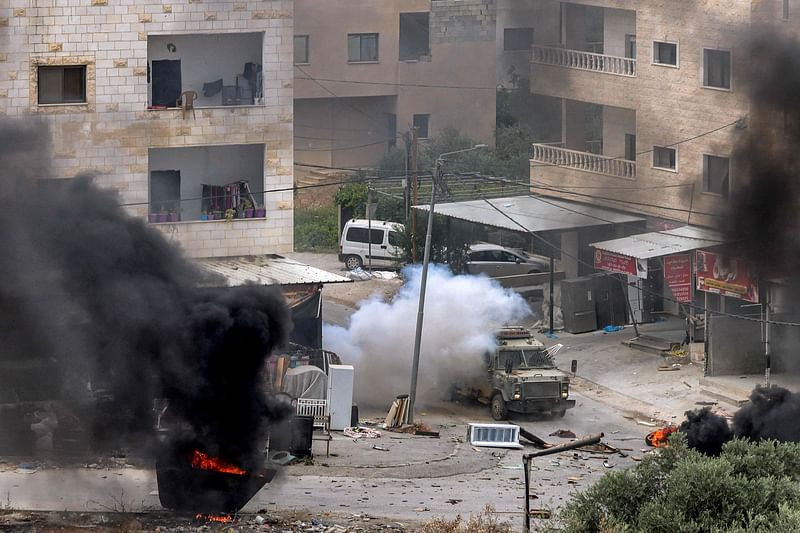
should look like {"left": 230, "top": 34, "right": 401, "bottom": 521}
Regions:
{"left": 532, "top": 143, "right": 636, "bottom": 179}
{"left": 532, "top": 45, "right": 636, "bottom": 77}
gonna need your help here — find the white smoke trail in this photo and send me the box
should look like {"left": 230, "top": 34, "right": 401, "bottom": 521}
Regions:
{"left": 323, "top": 265, "right": 531, "bottom": 408}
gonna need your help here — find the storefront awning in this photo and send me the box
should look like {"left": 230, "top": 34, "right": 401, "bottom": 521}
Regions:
{"left": 195, "top": 254, "right": 352, "bottom": 287}
{"left": 590, "top": 225, "right": 726, "bottom": 260}
{"left": 414, "top": 196, "right": 644, "bottom": 233}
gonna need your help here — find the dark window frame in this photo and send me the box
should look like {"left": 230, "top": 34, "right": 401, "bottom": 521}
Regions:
{"left": 653, "top": 41, "right": 678, "bottom": 67}
{"left": 503, "top": 27, "right": 534, "bottom": 51}
{"left": 653, "top": 146, "right": 677, "bottom": 171}
{"left": 399, "top": 12, "right": 430, "bottom": 61}
{"left": 413, "top": 113, "right": 430, "bottom": 139}
{"left": 703, "top": 154, "right": 730, "bottom": 197}
{"left": 37, "top": 65, "right": 87, "bottom": 105}
{"left": 348, "top": 33, "right": 379, "bottom": 63}
{"left": 294, "top": 35, "right": 310, "bottom": 64}
{"left": 703, "top": 48, "right": 732, "bottom": 90}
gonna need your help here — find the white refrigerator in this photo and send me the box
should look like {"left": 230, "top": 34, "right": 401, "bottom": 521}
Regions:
{"left": 327, "top": 364, "right": 354, "bottom": 430}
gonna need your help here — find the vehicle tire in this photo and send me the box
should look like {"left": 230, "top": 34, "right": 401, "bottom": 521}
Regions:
{"left": 491, "top": 393, "right": 508, "bottom": 421}
{"left": 344, "top": 255, "right": 363, "bottom": 270}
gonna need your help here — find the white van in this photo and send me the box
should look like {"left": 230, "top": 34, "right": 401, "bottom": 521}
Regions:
{"left": 339, "top": 219, "right": 405, "bottom": 269}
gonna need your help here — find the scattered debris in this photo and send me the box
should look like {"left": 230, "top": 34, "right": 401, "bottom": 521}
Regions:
{"left": 529, "top": 509, "right": 552, "bottom": 519}
{"left": 372, "top": 445, "right": 389, "bottom": 452}
{"left": 549, "top": 429, "right": 576, "bottom": 439}
{"left": 519, "top": 427, "right": 549, "bottom": 449}
{"left": 445, "top": 499, "right": 462, "bottom": 505}
{"left": 343, "top": 427, "right": 382, "bottom": 440}
{"left": 635, "top": 419, "right": 658, "bottom": 427}
{"left": 695, "top": 401, "right": 718, "bottom": 406}
{"left": 645, "top": 426, "right": 678, "bottom": 447}
{"left": 384, "top": 395, "right": 410, "bottom": 428}
{"left": 567, "top": 476, "right": 583, "bottom": 484}
{"left": 603, "top": 460, "right": 615, "bottom": 469}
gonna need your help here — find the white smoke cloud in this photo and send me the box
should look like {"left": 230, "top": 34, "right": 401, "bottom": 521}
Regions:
{"left": 323, "top": 265, "right": 531, "bottom": 408}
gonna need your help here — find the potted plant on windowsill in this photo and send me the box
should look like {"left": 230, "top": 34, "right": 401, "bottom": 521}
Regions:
{"left": 168, "top": 211, "right": 180, "bottom": 222}
{"left": 148, "top": 212, "right": 159, "bottom": 223}
{"left": 156, "top": 212, "right": 168, "bottom": 223}
{"left": 254, "top": 205, "right": 266, "bottom": 218}
{"left": 242, "top": 199, "right": 254, "bottom": 218}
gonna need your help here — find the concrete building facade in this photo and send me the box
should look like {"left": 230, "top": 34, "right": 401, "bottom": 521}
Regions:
{"left": 293, "top": 0, "right": 497, "bottom": 175}
{"left": 1, "top": 0, "right": 295, "bottom": 258}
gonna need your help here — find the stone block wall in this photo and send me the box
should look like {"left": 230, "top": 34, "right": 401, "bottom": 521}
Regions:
{"left": 0, "top": 0, "right": 295, "bottom": 258}
{"left": 431, "top": 0, "right": 497, "bottom": 43}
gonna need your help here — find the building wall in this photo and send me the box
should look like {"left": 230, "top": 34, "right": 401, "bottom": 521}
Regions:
{"left": 524, "top": 0, "right": 753, "bottom": 228}
{"left": 1, "top": 0, "right": 294, "bottom": 258}
{"left": 293, "top": 0, "right": 496, "bottom": 169}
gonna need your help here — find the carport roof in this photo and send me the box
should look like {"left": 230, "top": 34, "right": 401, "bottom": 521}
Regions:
{"left": 590, "top": 225, "right": 726, "bottom": 260}
{"left": 413, "top": 196, "right": 644, "bottom": 233}
{"left": 195, "top": 254, "right": 352, "bottom": 287}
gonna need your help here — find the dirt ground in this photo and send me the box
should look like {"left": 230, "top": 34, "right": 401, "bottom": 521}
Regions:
{"left": 286, "top": 252, "right": 404, "bottom": 309}
{"left": 0, "top": 509, "right": 414, "bottom": 532}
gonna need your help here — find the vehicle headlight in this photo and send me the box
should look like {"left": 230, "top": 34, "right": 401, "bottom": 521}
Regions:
{"left": 513, "top": 384, "right": 521, "bottom": 400}
{"left": 561, "top": 383, "right": 569, "bottom": 399}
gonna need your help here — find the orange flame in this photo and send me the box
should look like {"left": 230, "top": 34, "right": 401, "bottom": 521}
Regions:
{"left": 190, "top": 450, "right": 247, "bottom": 475}
{"left": 645, "top": 426, "right": 678, "bottom": 447}
{"left": 195, "top": 513, "right": 234, "bottom": 523}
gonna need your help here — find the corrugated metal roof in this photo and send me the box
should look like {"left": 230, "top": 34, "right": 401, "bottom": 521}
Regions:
{"left": 195, "top": 255, "right": 352, "bottom": 287}
{"left": 414, "top": 196, "right": 644, "bottom": 232}
{"left": 590, "top": 225, "right": 726, "bottom": 260}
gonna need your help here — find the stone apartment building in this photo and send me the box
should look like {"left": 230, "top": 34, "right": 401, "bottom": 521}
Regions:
{"left": 496, "top": 0, "right": 797, "bottom": 378}
{"left": 292, "top": 0, "right": 497, "bottom": 176}
{"left": 1, "top": 0, "right": 294, "bottom": 258}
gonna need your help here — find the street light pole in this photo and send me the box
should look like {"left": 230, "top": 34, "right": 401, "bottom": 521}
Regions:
{"left": 407, "top": 144, "right": 487, "bottom": 424}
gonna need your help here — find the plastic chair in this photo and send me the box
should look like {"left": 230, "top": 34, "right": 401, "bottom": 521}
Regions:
{"left": 177, "top": 90, "right": 198, "bottom": 119}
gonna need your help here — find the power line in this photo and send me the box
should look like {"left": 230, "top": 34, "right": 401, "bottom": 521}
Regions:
{"left": 295, "top": 74, "right": 503, "bottom": 91}
{"left": 479, "top": 198, "right": 800, "bottom": 327}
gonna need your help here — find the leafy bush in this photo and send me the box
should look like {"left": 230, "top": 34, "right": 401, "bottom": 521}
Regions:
{"left": 293, "top": 205, "right": 338, "bottom": 252}
{"left": 556, "top": 434, "right": 800, "bottom": 533}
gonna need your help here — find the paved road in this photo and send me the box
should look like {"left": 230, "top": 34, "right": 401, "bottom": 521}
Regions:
{"left": 0, "top": 392, "right": 650, "bottom": 527}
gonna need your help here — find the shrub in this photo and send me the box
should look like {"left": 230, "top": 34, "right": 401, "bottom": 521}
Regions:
{"left": 294, "top": 205, "right": 338, "bottom": 252}
{"left": 556, "top": 435, "right": 800, "bottom": 533}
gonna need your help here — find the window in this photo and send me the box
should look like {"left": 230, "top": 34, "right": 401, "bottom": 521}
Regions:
{"left": 653, "top": 146, "right": 676, "bottom": 171}
{"left": 294, "top": 35, "right": 309, "bottom": 64}
{"left": 38, "top": 65, "right": 87, "bottom": 104}
{"left": 625, "top": 34, "right": 637, "bottom": 59}
{"left": 625, "top": 134, "right": 637, "bottom": 161}
{"left": 653, "top": 41, "right": 678, "bottom": 66}
{"left": 386, "top": 113, "right": 397, "bottom": 149}
{"left": 346, "top": 227, "right": 384, "bottom": 244}
{"left": 413, "top": 114, "right": 429, "bottom": 139}
{"left": 784, "top": 0, "right": 790, "bottom": 20}
{"left": 704, "top": 49, "right": 731, "bottom": 90}
{"left": 388, "top": 230, "right": 402, "bottom": 247}
{"left": 504, "top": 28, "right": 534, "bottom": 51}
{"left": 703, "top": 155, "right": 730, "bottom": 196}
{"left": 348, "top": 33, "right": 379, "bottom": 62}
{"left": 399, "top": 13, "right": 430, "bottom": 60}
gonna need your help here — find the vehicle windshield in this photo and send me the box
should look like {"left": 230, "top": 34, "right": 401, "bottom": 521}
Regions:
{"left": 497, "top": 348, "right": 554, "bottom": 370}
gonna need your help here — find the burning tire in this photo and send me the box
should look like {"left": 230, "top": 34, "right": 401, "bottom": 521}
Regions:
{"left": 491, "top": 393, "right": 508, "bottom": 421}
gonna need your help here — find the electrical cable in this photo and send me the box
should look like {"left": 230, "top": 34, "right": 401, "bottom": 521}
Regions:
{"left": 478, "top": 197, "right": 800, "bottom": 327}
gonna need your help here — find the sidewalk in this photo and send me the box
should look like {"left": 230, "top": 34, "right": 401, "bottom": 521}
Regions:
{"left": 536, "top": 316, "right": 739, "bottom": 425}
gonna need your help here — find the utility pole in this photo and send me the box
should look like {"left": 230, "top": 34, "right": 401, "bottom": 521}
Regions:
{"left": 408, "top": 144, "right": 487, "bottom": 425}
{"left": 410, "top": 127, "right": 419, "bottom": 263}
{"left": 367, "top": 181, "right": 373, "bottom": 272}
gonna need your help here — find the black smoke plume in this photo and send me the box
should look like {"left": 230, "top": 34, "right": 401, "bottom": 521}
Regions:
{"left": 0, "top": 119, "right": 290, "bottom": 470}
{"left": 681, "top": 386, "right": 800, "bottom": 454}
{"left": 726, "top": 33, "right": 800, "bottom": 279}
{"left": 732, "top": 385, "right": 800, "bottom": 442}
{"left": 679, "top": 407, "right": 732, "bottom": 456}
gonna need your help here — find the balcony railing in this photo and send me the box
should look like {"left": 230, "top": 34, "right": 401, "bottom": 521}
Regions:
{"left": 532, "top": 45, "right": 636, "bottom": 77}
{"left": 532, "top": 143, "right": 636, "bottom": 179}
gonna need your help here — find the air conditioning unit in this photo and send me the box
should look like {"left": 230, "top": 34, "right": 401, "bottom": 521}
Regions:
{"left": 467, "top": 423, "right": 523, "bottom": 449}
